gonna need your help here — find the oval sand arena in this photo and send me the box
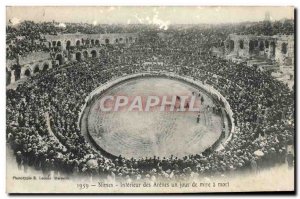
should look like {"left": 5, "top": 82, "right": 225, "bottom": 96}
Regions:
{"left": 84, "top": 77, "right": 227, "bottom": 159}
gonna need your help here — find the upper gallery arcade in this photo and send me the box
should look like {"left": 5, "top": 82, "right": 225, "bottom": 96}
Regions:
{"left": 224, "top": 34, "right": 294, "bottom": 66}
{"left": 6, "top": 32, "right": 139, "bottom": 85}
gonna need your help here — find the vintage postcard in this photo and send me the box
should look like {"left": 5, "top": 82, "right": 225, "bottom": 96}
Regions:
{"left": 6, "top": 6, "right": 295, "bottom": 193}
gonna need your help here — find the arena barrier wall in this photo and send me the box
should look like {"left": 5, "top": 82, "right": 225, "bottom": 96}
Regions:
{"left": 78, "top": 72, "right": 235, "bottom": 156}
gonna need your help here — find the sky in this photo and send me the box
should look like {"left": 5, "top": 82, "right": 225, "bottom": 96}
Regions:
{"left": 6, "top": 6, "right": 294, "bottom": 26}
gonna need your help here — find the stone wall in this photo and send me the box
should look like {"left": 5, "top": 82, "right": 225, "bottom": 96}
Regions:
{"left": 18, "top": 51, "right": 51, "bottom": 66}
{"left": 43, "top": 33, "right": 138, "bottom": 50}
{"left": 6, "top": 32, "right": 139, "bottom": 85}
{"left": 6, "top": 59, "right": 18, "bottom": 72}
{"left": 224, "top": 34, "right": 294, "bottom": 66}
{"left": 274, "top": 35, "right": 294, "bottom": 66}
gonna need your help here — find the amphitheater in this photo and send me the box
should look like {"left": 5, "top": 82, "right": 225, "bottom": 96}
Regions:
{"left": 6, "top": 24, "right": 294, "bottom": 180}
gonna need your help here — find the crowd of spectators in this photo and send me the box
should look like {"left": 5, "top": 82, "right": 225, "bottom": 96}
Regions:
{"left": 6, "top": 19, "right": 294, "bottom": 59}
{"left": 6, "top": 20, "right": 294, "bottom": 181}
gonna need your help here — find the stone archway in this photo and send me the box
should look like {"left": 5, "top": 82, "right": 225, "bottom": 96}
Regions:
{"left": 76, "top": 40, "right": 81, "bottom": 46}
{"left": 66, "top": 40, "right": 71, "bottom": 50}
{"left": 56, "top": 54, "right": 64, "bottom": 65}
{"left": 259, "top": 41, "right": 265, "bottom": 51}
{"left": 220, "top": 41, "right": 224, "bottom": 47}
{"left": 42, "top": 63, "right": 49, "bottom": 72}
{"left": 76, "top": 52, "right": 82, "bottom": 61}
{"left": 270, "top": 41, "right": 276, "bottom": 56}
{"left": 57, "top": 41, "right": 62, "bottom": 47}
{"left": 13, "top": 65, "right": 21, "bottom": 81}
{"left": 6, "top": 69, "right": 11, "bottom": 85}
{"left": 91, "top": 50, "right": 97, "bottom": 58}
{"left": 86, "top": 39, "right": 90, "bottom": 46}
{"left": 33, "top": 65, "right": 40, "bottom": 74}
{"left": 105, "top": 39, "right": 110, "bottom": 44}
{"left": 249, "top": 40, "right": 255, "bottom": 53}
{"left": 229, "top": 40, "right": 234, "bottom": 52}
{"left": 254, "top": 40, "right": 259, "bottom": 47}
{"left": 265, "top": 41, "right": 269, "bottom": 49}
{"left": 24, "top": 69, "right": 31, "bottom": 77}
{"left": 239, "top": 40, "right": 244, "bottom": 49}
{"left": 83, "top": 51, "right": 89, "bottom": 59}
{"left": 95, "top": 40, "right": 100, "bottom": 45}
{"left": 281, "top": 43, "right": 288, "bottom": 54}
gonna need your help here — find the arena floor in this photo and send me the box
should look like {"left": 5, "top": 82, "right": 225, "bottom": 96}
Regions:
{"left": 84, "top": 77, "right": 226, "bottom": 159}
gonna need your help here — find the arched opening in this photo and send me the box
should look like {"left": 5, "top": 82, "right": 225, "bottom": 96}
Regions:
{"left": 105, "top": 39, "right": 110, "bottom": 44}
{"left": 259, "top": 41, "right": 265, "bottom": 51}
{"left": 33, "top": 65, "right": 40, "bottom": 74}
{"left": 48, "top": 42, "right": 51, "bottom": 48}
{"left": 83, "top": 51, "right": 88, "bottom": 59}
{"left": 270, "top": 42, "right": 276, "bottom": 56}
{"left": 254, "top": 40, "right": 259, "bottom": 47}
{"left": 86, "top": 39, "right": 90, "bottom": 46}
{"left": 13, "top": 65, "right": 21, "bottom": 81}
{"left": 115, "top": 38, "right": 119, "bottom": 43}
{"left": 229, "top": 40, "right": 234, "bottom": 52}
{"left": 249, "top": 40, "right": 255, "bottom": 53}
{"left": 56, "top": 54, "right": 64, "bottom": 65}
{"left": 91, "top": 39, "right": 95, "bottom": 46}
{"left": 239, "top": 40, "right": 244, "bottom": 49}
{"left": 42, "top": 64, "right": 49, "bottom": 72}
{"left": 281, "top": 43, "right": 288, "bottom": 54}
{"left": 24, "top": 69, "right": 31, "bottom": 77}
{"left": 6, "top": 69, "right": 11, "bottom": 85}
{"left": 95, "top": 40, "right": 100, "bottom": 45}
{"left": 66, "top": 40, "right": 71, "bottom": 50}
{"left": 125, "top": 38, "right": 128, "bottom": 43}
{"left": 91, "top": 50, "right": 97, "bottom": 58}
{"left": 76, "top": 40, "right": 80, "bottom": 46}
{"left": 57, "top": 41, "right": 62, "bottom": 47}
{"left": 119, "top": 38, "right": 123, "bottom": 42}
{"left": 76, "top": 52, "right": 82, "bottom": 61}
{"left": 220, "top": 41, "right": 224, "bottom": 47}
{"left": 265, "top": 41, "right": 269, "bottom": 48}
{"left": 129, "top": 37, "right": 133, "bottom": 42}
{"left": 52, "top": 41, "right": 57, "bottom": 46}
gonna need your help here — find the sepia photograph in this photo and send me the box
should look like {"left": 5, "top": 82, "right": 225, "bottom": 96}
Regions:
{"left": 5, "top": 5, "right": 295, "bottom": 194}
